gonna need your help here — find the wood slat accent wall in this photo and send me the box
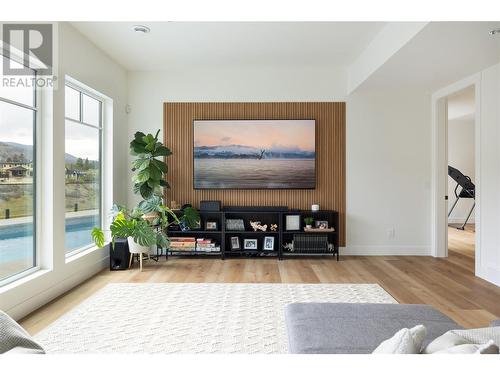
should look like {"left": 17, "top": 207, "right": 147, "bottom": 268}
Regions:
{"left": 164, "top": 102, "right": 346, "bottom": 245}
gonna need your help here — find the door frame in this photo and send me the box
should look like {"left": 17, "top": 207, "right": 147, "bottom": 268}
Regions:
{"left": 431, "top": 73, "right": 481, "bottom": 261}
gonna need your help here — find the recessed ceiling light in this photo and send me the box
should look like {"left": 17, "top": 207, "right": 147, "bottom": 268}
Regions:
{"left": 132, "top": 25, "right": 150, "bottom": 34}
{"left": 489, "top": 28, "right": 500, "bottom": 36}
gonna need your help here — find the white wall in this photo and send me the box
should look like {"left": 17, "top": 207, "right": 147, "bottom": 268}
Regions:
{"left": 476, "top": 63, "right": 500, "bottom": 285}
{"left": 346, "top": 89, "right": 432, "bottom": 255}
{"left": 0, "top": 22, "right": 128, "bottom": 319}
{"left": 128, "top": 69, "right": 433, "bottom": 256}
{"left": 447, "top": 117, "right": 475, "bottom": 224}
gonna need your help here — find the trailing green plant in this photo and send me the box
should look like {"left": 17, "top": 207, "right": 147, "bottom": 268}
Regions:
{"left": 130, "top": 130, "right": 172, "bottom": 200}
{"left": 304, "top": 217, "right": 314, "bottom": 226}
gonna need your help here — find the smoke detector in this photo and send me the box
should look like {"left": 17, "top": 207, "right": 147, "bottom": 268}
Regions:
{"left": 132, "top": 25, "right": 151, "bottom": 34}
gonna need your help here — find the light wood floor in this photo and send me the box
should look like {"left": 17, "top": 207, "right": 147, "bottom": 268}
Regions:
{"left": 21, "top": 225, "right": 499, "bottom": 334}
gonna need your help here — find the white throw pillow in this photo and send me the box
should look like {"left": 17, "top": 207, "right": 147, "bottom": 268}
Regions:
{"left": 424, "top": 327, "right": 500, "bottom": 354}
{"left": 432, "top": 340, "right": 499, "bottom": 354}
{"left": 373, "top": 325, "right": 427, "bottom": 354}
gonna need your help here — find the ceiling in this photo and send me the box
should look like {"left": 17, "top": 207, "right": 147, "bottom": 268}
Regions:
{"left": 71, "top": 22, "right": 386, "bottom": 71}
{"left": 358, "top": 22, "right": 500, "bottom": 92}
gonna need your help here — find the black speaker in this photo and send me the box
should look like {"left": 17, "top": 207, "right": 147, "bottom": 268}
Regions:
{"left": 110, "top": 238, "right": 130, "bottom": 271}
{"left": 200, "top": 200, "right": 221, "bottom": 211}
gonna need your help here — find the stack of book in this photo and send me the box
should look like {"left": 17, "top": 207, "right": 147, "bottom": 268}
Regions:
{"left": 196, "top": 238, "right": 220, "bottom": 253}
{"left": 169, "top": 237, "right": 196, "bottom": 252}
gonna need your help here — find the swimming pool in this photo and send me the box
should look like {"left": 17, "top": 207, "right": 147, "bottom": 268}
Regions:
{"left": 0, "top": 215, "right": 98, "bottom": 264}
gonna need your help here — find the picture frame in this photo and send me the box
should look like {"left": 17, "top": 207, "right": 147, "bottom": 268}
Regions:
{"left": 315, "top": 220, "right": 329, "bottom": 229}
{"left": 205, "top": 221, "right": 218, "bottom": 231}
{"left": 263, "top": 236, "right": 275, "bottom": 251}
{"left": 230, "top": 236, "right": 240, "bottom": 250}
{"left": 243, "top": 239, "right": 258, "bottom": 250}
{"left": 285, "top": 214, "right": 301, "bottom": 231}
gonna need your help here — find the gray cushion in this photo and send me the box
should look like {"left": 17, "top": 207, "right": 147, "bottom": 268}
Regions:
{"left": 285, "top": 303, "right": 462, "bottom": 354}
{"left": 0, "top": 310, "right": 45, "bottom": 354}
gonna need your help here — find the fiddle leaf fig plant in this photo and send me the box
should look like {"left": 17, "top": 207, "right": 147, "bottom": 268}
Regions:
{"left": 91, "top": 129, "right": 200, "bottom": 252}
{"left": 130, "top": 130, "right": 172, "bottom": 199}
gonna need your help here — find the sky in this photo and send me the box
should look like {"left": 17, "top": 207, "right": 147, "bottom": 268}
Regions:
{"left": 194, "top": 120, "right": 315, "bottom": 151}
{"left": 0, "top": 87, "right": 100, "bottom": 161}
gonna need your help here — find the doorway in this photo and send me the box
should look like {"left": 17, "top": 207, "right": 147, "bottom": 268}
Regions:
{"left": 431, "top": 73, "right": 480, "bottom": 268}
{"left": 446, "top": 86, "right": 476, "bottom": 260}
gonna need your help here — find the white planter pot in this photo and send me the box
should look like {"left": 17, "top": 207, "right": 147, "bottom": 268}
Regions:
{"left": 127, "top": 237, "right": 152, "bottom": 254}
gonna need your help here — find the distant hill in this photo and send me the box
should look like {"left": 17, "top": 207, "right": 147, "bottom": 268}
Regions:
{"left": 0, "top": 142, "right": 79, "bottom": 163}
{"left": 194, "top": 144, "right": 315, "bottom": 159}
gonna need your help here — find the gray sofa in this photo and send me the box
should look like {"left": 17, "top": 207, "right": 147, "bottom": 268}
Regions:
{"left": 285, "top": 303, "right": 462, "bottom": 354}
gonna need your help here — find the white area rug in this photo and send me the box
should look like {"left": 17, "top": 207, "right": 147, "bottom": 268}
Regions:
{"left": 35, "top": 283, "right": 397, "bottom": 354}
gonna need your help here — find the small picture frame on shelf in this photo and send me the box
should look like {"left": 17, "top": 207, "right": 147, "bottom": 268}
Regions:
{"left": 230, "top": 236, "right": 240, "bottom": 250}
{"left": 244, "top": 239, "right": 258, "bottom": 250}
{"left": 315, "top": 220, "right": 329, "bottom": 229}
{"left": 285, "top": 214, "right": 301, "bottom": 231}
{"left": 205, "top": 221, "right": 218, "bottom": 231}
{"left": 263, "top": 236, "right": 274, "bottom": 251}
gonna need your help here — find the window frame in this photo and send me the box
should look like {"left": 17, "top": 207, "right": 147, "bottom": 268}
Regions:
{"left": 0, "top": 56, "right": 41, "bottom": 287}
{"left": 64, "top": 80, "right": 104, "bottom": 258}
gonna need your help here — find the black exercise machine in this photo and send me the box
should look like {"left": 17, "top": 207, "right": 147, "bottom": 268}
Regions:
{"left": 448, "top": 165, "right": 475, "bottom": 230}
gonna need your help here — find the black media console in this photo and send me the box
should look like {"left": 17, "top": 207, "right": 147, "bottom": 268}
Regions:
{"left": 166, "top": 207, "right": 339, "bottom": 261}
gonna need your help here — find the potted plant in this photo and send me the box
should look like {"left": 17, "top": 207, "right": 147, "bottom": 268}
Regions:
{"left": 304, "top": 217, "right": 314, "bottom": 229}
{"left": 91, "top": 130, "right": 199, "bottom": 256}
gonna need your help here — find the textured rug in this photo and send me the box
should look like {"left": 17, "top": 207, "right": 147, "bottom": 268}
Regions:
{"left": 35, "top": 283, "right": 397, "bottom": 354}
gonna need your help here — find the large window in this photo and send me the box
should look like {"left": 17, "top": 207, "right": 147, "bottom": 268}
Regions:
{"left": 64, "top": 82, "right": 102, "bottom": 255}
{"left": 0, "top": 55, "right": 37, "bottom": 282}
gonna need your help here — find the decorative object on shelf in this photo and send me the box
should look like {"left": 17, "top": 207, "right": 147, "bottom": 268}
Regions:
{"left": 200, "top": 200, "right": 221, "bottom": 212}
{"left": 205, "top": 221, "right": 218, "bottom": 231}
{"left": 304, "top": 217, "right": 314, "bottom": 229}
{"left": 250, "top": 221, "right": 267, "bottom": 232}
{"left": 311, "top": 204, "right": 320, "bottom": 212}
{"left": 283, "top": 242, "right": 294, "bottom": 252}
{"left": 263, "top": 236, "right": 275, "bottom": 251}
{"left": 285, "top": 214, "right": 301, "bottom": 231}
{"left": 270, "top": 224, "right": 278, "bottom": 231}
{"left": 230, "top": 236, "right": 240, "bottom": 250}
{"left": 304, "top": 227, "right": 336, "bottom": 232}
{"left": 226, "top": 218, "right": 245, "bottom": 231}
{"left": 315, "top": 220, "right": 329, "bottom": 229}
{"left": 293, "top": 234, "right": 329, "bottom": 253}
{"left": 244, "top": 239, "right": 258, "bottom": 250}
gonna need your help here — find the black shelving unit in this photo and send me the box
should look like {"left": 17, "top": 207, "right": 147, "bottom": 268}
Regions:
{"left": 166, "top": 208, "right": 339, "bottom": 261}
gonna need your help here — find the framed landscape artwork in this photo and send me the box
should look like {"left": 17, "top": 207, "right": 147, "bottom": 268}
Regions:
{"left": 193, "top": 119, "right": 316, "bottom": 189}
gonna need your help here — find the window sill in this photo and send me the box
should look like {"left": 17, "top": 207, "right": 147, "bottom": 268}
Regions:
{"left": 65, "top": 245, "right": 105, "bottom": 264}
{"left": 0, "top": 267, "right": 50, "bottom": 293}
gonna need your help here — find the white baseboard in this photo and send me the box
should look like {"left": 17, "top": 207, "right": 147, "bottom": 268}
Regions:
{"left": 341, "top": 245, "right": 431, "bottom": 256}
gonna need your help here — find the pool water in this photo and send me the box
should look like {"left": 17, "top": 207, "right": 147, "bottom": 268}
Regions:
{"left": 0, "top": 215, "right": 98, "bottom": 264}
